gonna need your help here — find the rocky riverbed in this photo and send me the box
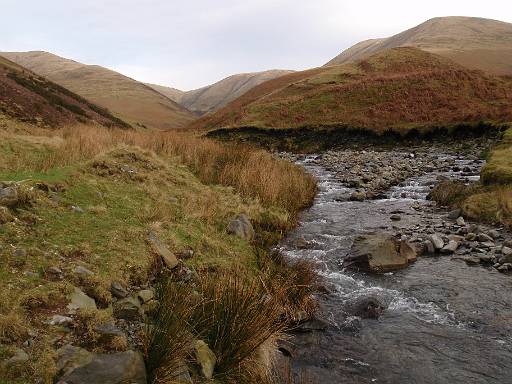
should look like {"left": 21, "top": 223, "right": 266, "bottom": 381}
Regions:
{"left": 277, "top": 141, "right": 512, "bottom": 384}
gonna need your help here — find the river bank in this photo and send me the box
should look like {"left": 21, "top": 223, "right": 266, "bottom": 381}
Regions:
{"left": 276, "top": 139, "right": 512, "bottom": 383}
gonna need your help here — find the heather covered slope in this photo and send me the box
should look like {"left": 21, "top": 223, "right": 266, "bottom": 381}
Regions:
{"left": 190, "top": 48, "right": 512, "bottom": 133}
{"left": 326, "top": 16, "right": 512, "bottom": 76}
{"left": 0, "top": 56, "right": 128, "bottom": 128}
{"left": 1, "top": 51, "right": 196, "bottom": 130}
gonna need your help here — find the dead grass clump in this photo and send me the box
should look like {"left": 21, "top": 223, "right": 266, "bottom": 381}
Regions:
{"left": 429, "top": 180, "right": 479, "bottom": 207}
{"left": 146, "top": 271, "right": 287, "bottom": 384}
{"left": 0, "top": 311, "right": 28, "bottom": 343}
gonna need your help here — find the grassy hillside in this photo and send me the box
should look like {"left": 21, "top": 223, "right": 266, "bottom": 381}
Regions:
{"left": 176, "top": 70, "right": 294, "bottom": 116}
{"left": 326, "top": 16, "right": 512, "bottom": 76}
{"left": 1, "top": 51, "right": 196, "bottom": 130}
{"left": 0, "top": 119, "right": 316, "bottom": 383}
{"left": 0, "top": 56, "right": 128, "bottom": 129}
{"left": 190, "top": 48, "right": 512, "bottom": 133}
{"left": 144, "top": 83, "right": 184, "bottom": 103}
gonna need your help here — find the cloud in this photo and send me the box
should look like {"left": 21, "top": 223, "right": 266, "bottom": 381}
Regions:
{"left": 1, "top": 0, "right": 511, "bottom": 89}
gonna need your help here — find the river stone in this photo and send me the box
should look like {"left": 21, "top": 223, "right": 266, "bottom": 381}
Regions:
{"left": 502, "top": 246, "right": 512, "bottom": 257}
{"left": 113, "top": 296, "right": 143, "bottom": 320}
{"left": 48, "top": 315, "right": 74, "bottom": 326}
{"left": 227, "top": 214, "right": 255, "bottom": 241}
{"left": 390, "top": 214, "right": 402, "bottom": 221}
{"left": 488, "top": 229, "right": 500, "bottom": 240}
{"left": 148, "top": 230, "right": 178, "bottom": 269}
{"left": 424, "top": 240, "right": 435, "bottom": 254}
{"left": 194, "top": 340, "right": 216, "bottom": 379}
{"left": 400, "top": 240, "right": 417, "bottom": 263}
{"left": 344, "top": 296, "right": 386, "bottom": 319}
{"left": 429, "top": 234, "right": 444, "bottom": 250}
{"left": 447, "top": 209, "right": 462, "bottom": 220}
{"left": 349, "top": 191, "right": 366, "bottom": 201}
{"left": 466, "top": 233, "right": 477, "bottom": 241}
{"left": 67, "top": 287, "right": 97, "bottom": 313}
{"left": 344, "top": 234, "right": 408, "bottom": 273}
{"left": 56, "top": 345, "right": 146, "bottom": 384}
{"left": 477, "top": 233, "right": 494, "bottom": 243}
{"left": 441, "top": 240, "right": 459, "bottom": 254}
{"left": 0, "top": 186, "right": 19, "bottom": 207}
{"left": 456, "top": 217, "right": 466, "bottom": 226}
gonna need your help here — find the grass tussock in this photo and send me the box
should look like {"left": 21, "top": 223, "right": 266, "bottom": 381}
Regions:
{"left": 146, "top": 271, "right": 288, "bottom": 384}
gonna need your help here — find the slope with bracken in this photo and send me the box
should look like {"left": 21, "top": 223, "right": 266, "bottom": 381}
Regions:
{"left": 148, "top": 70, "right": 294, "bottom": 116}
{"left": 0, "top": 55, "right": 128, "bottom": 129}
{"left": 1, "top": 51, "right": 196, "bottom": 130}
{"left": 326, "top": 16, "right": 512, "bottom": 76}
{"left": 189, "top": 47, "right": 512, "bottom": 134}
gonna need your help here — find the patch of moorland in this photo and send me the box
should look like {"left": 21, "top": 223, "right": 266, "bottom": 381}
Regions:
{"left": 0, "top": 122, "right": 316, "bottom": 383}
{"left": 190, "top": 48, "right": 512, "bottom": 134}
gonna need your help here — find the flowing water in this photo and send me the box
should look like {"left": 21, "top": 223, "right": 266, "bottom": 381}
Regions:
{"left": 278, "top": 152, "right": 512, "bottom": 384}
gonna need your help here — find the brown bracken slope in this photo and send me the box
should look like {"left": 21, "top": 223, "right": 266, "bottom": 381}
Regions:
{"left": 189, "top": 47, "right": 512, "bottom": 133}
{"left": 326, "top": 16, "right": 512, "bottom": 76}
{"left": 1, "top": 51, "right": 196, "bottom": 130}
{"left": 0, "top": 56, "right": 129, "bottom": 128}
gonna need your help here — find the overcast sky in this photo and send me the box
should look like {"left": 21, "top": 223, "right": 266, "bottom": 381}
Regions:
{"left": 2, "top": 0, "right": 511, "bottom": 90}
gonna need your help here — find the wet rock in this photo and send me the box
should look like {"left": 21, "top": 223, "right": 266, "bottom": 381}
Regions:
{"left": 0, "top": 186, "right": 19, "bottom": 207}
{"left": 295, "top": 317, "right": 329, "bottom": 332}
{"left": 344, "top": 234, "right": 409, "bottom": 273}
{"left": 113, "top": 296, "right": 143, "bottom": 321}
{"left": 227, "top": 214, "right": 255, "bottom": 241}
{"left": 429, "top": 234, "right": 444, "bottom": 250}
{"left": 453, "top": 255, "right": 480, "bottom": 265}
{"left": 148, "top": 230, "right": 178, "bottom": 269}
{"left": 350, "top": 191, "right": 366, "bottom": 201}
{"left": 194, "top": 340, "right": 216, "bottom": 379}
{"left": 390, "top": 214, "right": 402, "bottom": 221}
{"left": 423, "top": 240, "right": 435, "bottom": 254}
{"left": 441, "top": 240, "right": 459, "bottom": 254}
{"left": 498, "top": 263, "right": 512, "bottom": 272}
{"left": 67, "top": 287, "right": 97, "bottom": 313}
{"left": 400, "top": 240, "right": 417, "bottom": 263}
{"left": 344, "top": 296, "right": 386, "bottom": 319}
{"left": 56, "top": 345, "right": 146, "bottom": 384}
{"left": 478, "top": 254, "right": 494, "bottom": 264}
{"left": 110, "top": 281, "right": 129, "bottom": 299}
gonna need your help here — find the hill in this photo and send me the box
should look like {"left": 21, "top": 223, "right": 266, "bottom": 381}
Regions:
{"left": 144, "top": 82, "right": 184, "bottom": 103}
{"left": 174, "top": 70, "right": 294, "bottom": 116}
{"left": 0, "top": 56, "right": 129, "bottom": 128}
{"left": 1, "top": 51, "right": 196, "bottom": 129}
{"left": 190, "top": 47, "right": 512, "bottom": 133}
{"left": 326, "top": 16, "right": 512, "bottom": 76}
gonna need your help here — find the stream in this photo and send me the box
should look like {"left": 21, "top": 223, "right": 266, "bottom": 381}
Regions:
{"left": 278, "top": 148, "right": 512, "bottom": 384}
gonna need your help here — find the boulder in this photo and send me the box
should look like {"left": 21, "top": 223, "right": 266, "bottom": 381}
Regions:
{"left": 227, "top": 214, "right": 255, "bottom": 241}
{"left": 114, "top": 296, "right": 143, "bottom": 321}
{"left": 344, "top": 296, "right": 386, "bottom": 319}
{"left": 400, "top": 240, "right": 417, "bottom": 263}
{"left": 56, "top": 345, "right": 146, "bottom": 384}
{"left": 456, "top": 217, "right": 466, "bottom": 226}
{"left": 148, "top": 231, "right": 178, "bottom": 269}
{"left": 447, "top": 209, "right": 462, "bottom": 220}
{"left": 0, "top": 186, "right": 19, "bottom": 207}
{"left": 344, "top": 234, "right": 409, "bottom": 273}
{"left": 110, "top": 281, "right": 129, "bottom": 299}
{"left": 429, "top": 234, "right": 445, "bottom": 250}
{"left": 194, "top": 340, "right": 216, "bottom": 379}
{"left": 67, "top": 287, "right": 97, "bottom": 313}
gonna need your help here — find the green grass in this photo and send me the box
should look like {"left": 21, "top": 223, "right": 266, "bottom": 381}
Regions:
{"left": 481, "top": 127, "right": 512, "bottom": 184}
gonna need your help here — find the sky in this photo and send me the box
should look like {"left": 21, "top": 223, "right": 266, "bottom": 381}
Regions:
{"left": 2, "top": 0, "right": 512, "bottom": 90}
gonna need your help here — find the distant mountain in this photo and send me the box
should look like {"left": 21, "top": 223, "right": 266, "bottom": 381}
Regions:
{"left": 1, "top": 51, "right": 196, "bottom": 129}
{"left": 144, "top": 83, "right": 184, "bottom": 103}
{"left": 0, "top": 55, "right": 129, "bottom": 128}
{"left": 190, "top": 47, "right": 512, "bottom": 133}
{"left": 170, "top": 70, "right": 294, "bottom": 116}
{"left": 326, "top": 17, "right": 512, "bottom": 76}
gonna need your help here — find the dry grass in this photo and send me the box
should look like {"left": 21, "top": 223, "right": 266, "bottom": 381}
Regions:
{"left": 3, "top": 125, "right": 316, "bottom": 216}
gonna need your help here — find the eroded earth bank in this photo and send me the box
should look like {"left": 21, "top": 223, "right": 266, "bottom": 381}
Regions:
{"left": 277, "top": 139, "right": 512, "bottom": 384}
